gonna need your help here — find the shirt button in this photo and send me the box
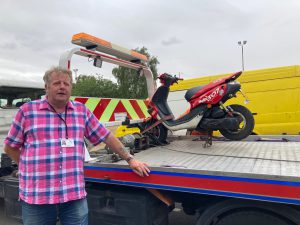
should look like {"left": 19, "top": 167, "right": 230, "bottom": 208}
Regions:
{"left": 59, "top": 165, "right": 62, "bottom": 169}
{"left": 60, "top": 151, "right": 62, "bottom": 154}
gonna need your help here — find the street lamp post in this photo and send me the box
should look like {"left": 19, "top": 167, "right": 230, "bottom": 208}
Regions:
{"left": 238, "top": 40, "right": 247, "bottom": 71}
{"left": 73, "top": 68, "right": 78, "bottom": 82}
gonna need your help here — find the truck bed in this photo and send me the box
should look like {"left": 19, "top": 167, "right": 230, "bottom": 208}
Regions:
{"left": 84, "top": 137, "right": 300, "bottom": 205}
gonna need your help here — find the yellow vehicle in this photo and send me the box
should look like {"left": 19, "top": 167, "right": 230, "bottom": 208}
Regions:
{"left": 169, "top": 65, "right": 300, "bottom": 135}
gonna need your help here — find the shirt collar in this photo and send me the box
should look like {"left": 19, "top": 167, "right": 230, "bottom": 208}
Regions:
{"left": 39, "top": 97, "right": 75, "bottom": 111}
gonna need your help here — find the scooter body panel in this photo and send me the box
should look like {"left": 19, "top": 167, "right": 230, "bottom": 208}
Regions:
{"left": 190, "top": 85, "right": 228, "bottom": 108}
{"left": 187, "top": 72, "right": 241, "bottom": 102}
{"left": 162, "top": 114, "right": 203, "bottom": 131}
{"left": 189, "top": 76, "right": 228, "bottom": 100}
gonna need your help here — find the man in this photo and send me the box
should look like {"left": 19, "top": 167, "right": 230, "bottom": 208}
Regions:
{"left": 4, "top": 66, "right": 150, "bottom": 225}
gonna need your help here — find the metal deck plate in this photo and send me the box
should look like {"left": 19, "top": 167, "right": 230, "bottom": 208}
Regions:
{"left": 88, "top": 138, "right": 300, "bottom": 182}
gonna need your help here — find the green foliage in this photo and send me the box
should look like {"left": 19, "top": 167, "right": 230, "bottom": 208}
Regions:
{"left": 72, "top": 74, "right": 119, "bottom": 98}
{"left": 112, "top": 47, "right": 159, "bottom": 99}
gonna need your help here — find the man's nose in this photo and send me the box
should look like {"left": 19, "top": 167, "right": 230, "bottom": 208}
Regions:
{"left": 59, "top": 82, "right": 67, "bottom": 88}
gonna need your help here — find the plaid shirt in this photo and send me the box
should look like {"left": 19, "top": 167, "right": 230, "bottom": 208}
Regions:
{"left": 4, "top": 99, "right": 110, "bottom": 204}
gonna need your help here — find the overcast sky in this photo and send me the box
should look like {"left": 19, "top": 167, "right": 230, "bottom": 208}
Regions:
{"left": 1, "top": 0, "right": 300, "bottom": 82}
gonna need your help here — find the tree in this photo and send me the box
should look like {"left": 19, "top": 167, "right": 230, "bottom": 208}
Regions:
{"left": 112, "top": 47, "right": 159, "bottom": 99}
{"left": 72, "top": 74, "right": 119, "bottom": 98}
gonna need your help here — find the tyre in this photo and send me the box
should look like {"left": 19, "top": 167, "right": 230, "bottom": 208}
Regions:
{"left": 143, "top": 120, "right": 168, "bottom": 144}
{"left": 219, "top": 104, "right": 254, "bottom": 140}
{"left": 216, "top": 210, "right": 292, "bottom": 225}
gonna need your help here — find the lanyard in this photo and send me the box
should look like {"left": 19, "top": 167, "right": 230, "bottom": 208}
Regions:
{"left": 48, "top": 103, "right": 69, "bottom": 139}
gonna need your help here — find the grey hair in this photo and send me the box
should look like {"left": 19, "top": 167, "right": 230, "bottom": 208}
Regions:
{"left": 43, "top": 66, "right": 73, "bottom": 84}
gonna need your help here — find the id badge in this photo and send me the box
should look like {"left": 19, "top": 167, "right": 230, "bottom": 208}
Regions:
{"left": 61, "top": 138, "right": 75, "bottom": 147}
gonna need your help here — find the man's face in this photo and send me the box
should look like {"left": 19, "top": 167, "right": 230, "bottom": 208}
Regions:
{"left": 45, "top": 72, "right": 72, "bottom": 106}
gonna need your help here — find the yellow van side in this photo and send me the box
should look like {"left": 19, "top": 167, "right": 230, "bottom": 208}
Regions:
{"left": 170, "top": 65, "right": 300, "bottom": 135}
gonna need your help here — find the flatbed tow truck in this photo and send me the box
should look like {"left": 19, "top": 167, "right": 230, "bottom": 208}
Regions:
{"left": 2, "top": 33, "right": 300, "bottom": 225}
{"left": 84, "top": 136, "right": 300, "bottom": 225}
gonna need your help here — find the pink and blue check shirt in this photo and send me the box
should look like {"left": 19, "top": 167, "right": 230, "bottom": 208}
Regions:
{"left": 4, "top": 99, "right": 110, "bottom": 204}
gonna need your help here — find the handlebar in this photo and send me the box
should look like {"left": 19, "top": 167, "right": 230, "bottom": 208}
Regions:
{"left": 158, "top": 73, "right": 184, "bottom": 84}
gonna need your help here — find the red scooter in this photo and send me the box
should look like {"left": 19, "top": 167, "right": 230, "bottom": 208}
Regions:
{"left": 139, "top": 71, "right": 254, "bottom": 145}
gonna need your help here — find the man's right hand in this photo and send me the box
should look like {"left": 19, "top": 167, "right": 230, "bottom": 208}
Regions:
{"left": 4, "top": 144, "right": 20, "bottom": 165}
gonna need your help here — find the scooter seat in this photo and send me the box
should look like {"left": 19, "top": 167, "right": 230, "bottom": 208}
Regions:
{"left": 185, "top": 85, "right": 204, "bottom": 101}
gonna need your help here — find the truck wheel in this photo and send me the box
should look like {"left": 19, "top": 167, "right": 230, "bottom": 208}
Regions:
{"left": 216, "top": 210, "right": 291, "bottom": 225}
{"left": 219, "top": 104, "right": 254, "bottom": 140}
{"left": 196, "top": 199, "right": 300, "bottom": 225}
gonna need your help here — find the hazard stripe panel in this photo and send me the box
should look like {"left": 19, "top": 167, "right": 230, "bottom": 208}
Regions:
{"left": 71, "top": 97, "right": 88, "bottom": 104}
{"left": 108, "top": 100, "right": 127, "bottom": 122}
{"left": 121, "top": 100, "right": 139, "bottom": 119}
{"left": 73, "top": 97, "right": 150, "bottom": 123}
{"left": 129, "top": 100, "right": 146, "bottom": 119}
{"left": 138, "top": 100, "right": 150, "bottom": 117}
{"left": 92, "top": 99, "right": 111, "bottom": 121}
{"left": 85, "top": 98, "right": 101, "bottom": 112}
{"left": 85, "top": 167, "right": 300, "bottom": 205}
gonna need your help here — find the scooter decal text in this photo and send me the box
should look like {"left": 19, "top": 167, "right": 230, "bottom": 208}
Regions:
{"left": 199, "top": 87, "right": 220, "bottom": 104}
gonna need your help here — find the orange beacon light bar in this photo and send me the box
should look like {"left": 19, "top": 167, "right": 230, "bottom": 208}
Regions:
{"left": 72, "top": 33, "right": 148, "bottom": 63}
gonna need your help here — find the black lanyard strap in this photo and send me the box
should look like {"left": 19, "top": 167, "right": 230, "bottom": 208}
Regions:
{"left": 48, "top": 103, "right": 69, "bottom": 139}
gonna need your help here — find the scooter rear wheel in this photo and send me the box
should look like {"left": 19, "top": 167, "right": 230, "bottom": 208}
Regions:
{"left": 219, "top": 104, "right": 254, "bottom": 140}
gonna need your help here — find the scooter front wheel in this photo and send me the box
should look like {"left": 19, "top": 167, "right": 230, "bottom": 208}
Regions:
{"left": 219, "top": 104, "right": 254, "bottom": 140}
{"left": 143, "top": 121, "right": 168, "bottom": 145}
